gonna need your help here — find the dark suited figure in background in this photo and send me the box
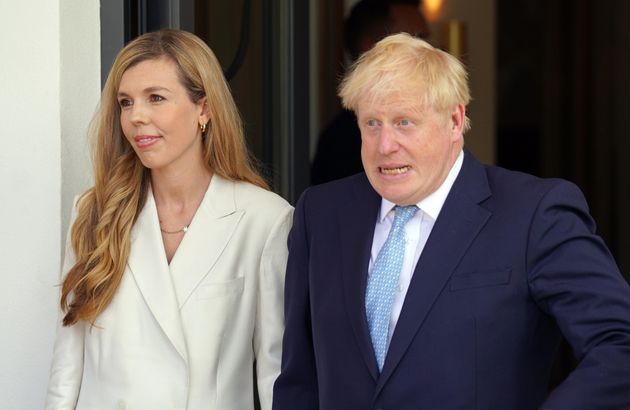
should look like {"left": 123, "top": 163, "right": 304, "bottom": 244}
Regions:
{"left": 274, "top": 33, "right": 630, "bottom": 409}
{"left": 310, "top": 0, "right": 430, "bottom": 185}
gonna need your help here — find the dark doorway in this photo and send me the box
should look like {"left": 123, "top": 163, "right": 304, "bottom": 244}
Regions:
{"left": 497, "top": 0, "right": 630, "bottom": 280}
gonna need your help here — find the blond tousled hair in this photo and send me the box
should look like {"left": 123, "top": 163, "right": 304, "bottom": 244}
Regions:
{"left": 339, "top": 32, "right": 471, "bottom": 131}
{"left": 61, "top": 29, "right": 267, "bottom": 326}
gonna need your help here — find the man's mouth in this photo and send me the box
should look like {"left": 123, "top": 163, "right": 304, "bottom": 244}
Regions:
{"left": 379, "top": 165, "right": 411, "bottom": 175}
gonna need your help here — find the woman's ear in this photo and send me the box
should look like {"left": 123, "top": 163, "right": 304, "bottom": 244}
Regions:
{"left": 198, "top": 96, "right": 209, "bottom": 125}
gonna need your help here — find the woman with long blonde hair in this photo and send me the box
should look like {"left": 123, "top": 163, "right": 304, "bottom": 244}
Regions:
{"left": 45, "top": 29, "right": 292, "bottom": 410}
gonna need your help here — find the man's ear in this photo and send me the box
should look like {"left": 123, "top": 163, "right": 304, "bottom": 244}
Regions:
{"left": 449, "top": 104, "right": 466, "bottom": 141}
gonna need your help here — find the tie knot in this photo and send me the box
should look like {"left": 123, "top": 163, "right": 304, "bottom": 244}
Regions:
{"left": 392, "top": 205, "right": 418, "bottom": 228}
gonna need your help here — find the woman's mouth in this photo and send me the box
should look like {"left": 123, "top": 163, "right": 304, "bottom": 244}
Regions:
{"left": 134, "top": 135, "right": 160, "bottom": 148}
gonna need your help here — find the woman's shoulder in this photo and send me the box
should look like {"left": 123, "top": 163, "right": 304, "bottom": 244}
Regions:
{"left": 229, "top": 180, "right": 293, "bottom": 234}
{"left": 232, "top": 179, "right": 292, "bottom": 214}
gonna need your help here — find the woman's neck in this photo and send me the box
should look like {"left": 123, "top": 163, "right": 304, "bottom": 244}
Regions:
{"left": 150, "top": 160, "right": 213, "bottom": 210}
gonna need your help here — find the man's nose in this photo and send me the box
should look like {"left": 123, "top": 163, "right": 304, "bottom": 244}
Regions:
{"left": 377, "top": 126, "right": 399, "bottom": 155}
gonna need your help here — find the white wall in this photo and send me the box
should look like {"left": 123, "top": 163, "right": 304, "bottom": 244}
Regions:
{"left": 60, "top": 0, "right": 100, "bottom": 237}
{"left": 0, "top": 1, "right": 99, "bottom": 408}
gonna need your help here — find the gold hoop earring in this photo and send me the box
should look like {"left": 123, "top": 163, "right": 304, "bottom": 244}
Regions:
{"left": 200, "top": 122, "right": 207, "bottom": 133}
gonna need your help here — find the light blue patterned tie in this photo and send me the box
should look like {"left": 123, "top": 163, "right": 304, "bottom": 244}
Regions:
{"left": 365, "top": 205, "right": 419, "bottom": 371}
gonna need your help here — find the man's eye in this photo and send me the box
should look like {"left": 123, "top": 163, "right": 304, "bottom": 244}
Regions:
{"left": 366, "top": 119, "right": 378, "bottom": 127}
{"left": 399, "top": 119, "right": 410, "bottom": 126}
{"left": 150, "top": 94, "right": 165, "bottom": 103}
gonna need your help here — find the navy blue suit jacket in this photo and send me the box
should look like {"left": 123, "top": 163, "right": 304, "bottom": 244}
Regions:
{"left": 273, "top": 151, "right": 630, "bottom": 410}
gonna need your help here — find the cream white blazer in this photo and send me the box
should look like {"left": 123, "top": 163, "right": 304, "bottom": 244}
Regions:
{"left": 45, "top": 175, "right": 293, "bottom": 410}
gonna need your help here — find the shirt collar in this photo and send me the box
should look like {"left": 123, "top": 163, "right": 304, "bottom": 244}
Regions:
{"left": 378, "top": 149, "right": 464, "bottom": 222}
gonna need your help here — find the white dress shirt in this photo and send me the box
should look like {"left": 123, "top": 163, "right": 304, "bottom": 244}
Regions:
{"left": 368, "top": 150, "right": 464, "bottom": 346}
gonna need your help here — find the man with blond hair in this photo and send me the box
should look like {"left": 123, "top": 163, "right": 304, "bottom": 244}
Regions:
{"left": 273, "top": 33, "right": 630, "bottom": 409}
{"left": 311, "top": 0, "right": 430, "bottom": 185}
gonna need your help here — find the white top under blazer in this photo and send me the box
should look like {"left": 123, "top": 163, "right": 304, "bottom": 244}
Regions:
{"left": 45, "top": 175, "right": 293, "bottom": 410}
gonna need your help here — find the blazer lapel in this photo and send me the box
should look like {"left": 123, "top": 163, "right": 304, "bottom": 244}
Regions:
{"left": 168, "top": 175, "right": 244, "bottom": 307}
{"left": 376, "top": 151, "right": 493, "bottom": 394}
{"left": 339, "top": 174, "right": 382, "bottom": 381}
{"left": 127, "top": 188, "right": 189, "bottom": 363}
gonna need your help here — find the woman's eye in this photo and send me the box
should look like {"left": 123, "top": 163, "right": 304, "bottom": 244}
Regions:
{"left": 118, "top": 99, "right": 132, "bottom": 108}
{"left": 150, "top": 94, "right": 165, "bottom": 103}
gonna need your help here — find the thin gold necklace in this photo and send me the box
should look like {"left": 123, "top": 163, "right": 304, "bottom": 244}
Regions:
{"left": 159, "top": 222, "right": 190, "bottom": 235}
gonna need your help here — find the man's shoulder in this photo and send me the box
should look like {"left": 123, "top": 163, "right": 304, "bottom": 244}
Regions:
{"left": 308, "top": 172, "right": 370, "bottom": 196}
{"left": 299, "top": 173, "right": 375, "bottom": 211}
{"left": 480, "top": 161, "right": 583, "bottom": 206}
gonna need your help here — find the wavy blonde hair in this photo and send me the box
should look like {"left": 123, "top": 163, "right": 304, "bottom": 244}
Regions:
{"left": 61, "top": 29, "right": 267, "bottom": 326}
{"left": 339, "top": 32, "right": 471, "bottom": 131}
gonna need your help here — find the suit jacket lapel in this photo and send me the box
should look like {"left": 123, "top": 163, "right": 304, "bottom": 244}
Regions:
{"left": 127, "top": 188, "right": 189, "bottom": 363}
{"left": 376, "top": 151, "right": 493, "bottom": 394}
{"left": 168, "top": 175, "right": 244, "bottom": 308}
{"left": 339, "top": 174, "right": 382, "bottom": 381}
